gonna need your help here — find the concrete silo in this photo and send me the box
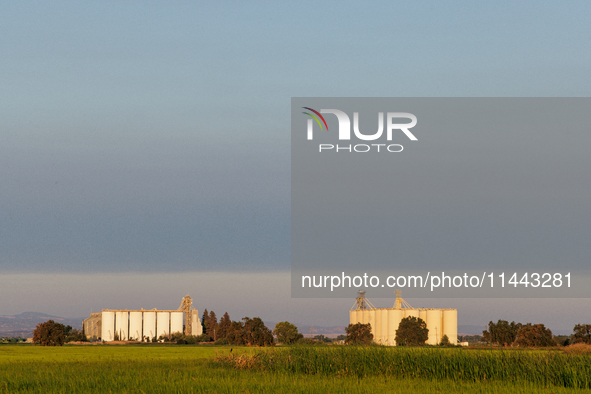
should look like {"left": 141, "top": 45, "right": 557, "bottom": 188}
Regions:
{"left": 442, "top": 309, "right": 458, "bottom": 344}
{"left": 191, "top": 311, "right": 202, "bottom": 335}
{"left": 170, "top": 312, "right": 183, "bottom": 335}
{"left": 426, "top": 309, "right": 442, "bottom": 345}
{"left": 115, "top": 311, "right": 128, "bottom": 340}
{"left": 157, "top": 311, "right": 170, "bottom": 339}
{"left": 101, "top": 311, "right": 115, "bottom": 341}
{"left": 380, "top": 309, "right": 389, "bottom": 345}
{"left": 129, "top": 311, "right": 143, "bottom": 340}
{"left": 387, "top": 309, "right": 403, "bottom": 346}
{"left": 143, "top": 311, "right": 156, "bottom": 340}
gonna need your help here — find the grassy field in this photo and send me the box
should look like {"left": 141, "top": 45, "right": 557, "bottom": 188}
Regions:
{"left": 1, "top": 344, "right": 590, "bottom": 393}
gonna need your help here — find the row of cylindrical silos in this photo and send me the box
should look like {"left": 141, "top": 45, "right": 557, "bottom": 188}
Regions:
{"left": 349, "top": 308, "right": 457, "bottom": 346}
{"left": 101, "top": 311, "right": 184, "bottom": 341}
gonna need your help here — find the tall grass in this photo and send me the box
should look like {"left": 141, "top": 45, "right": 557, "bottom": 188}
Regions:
{"left": 215, "top": 346, "right": 591, "bottom": 389}
{"left": 1, "top": 345, "right": 590, "bottom": 393}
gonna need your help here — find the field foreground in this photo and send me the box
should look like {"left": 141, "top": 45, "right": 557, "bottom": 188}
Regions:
{"left": 1, "top": 344, "right": 590, "bottom": 393}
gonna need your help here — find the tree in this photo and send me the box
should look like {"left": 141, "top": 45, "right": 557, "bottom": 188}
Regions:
{"left": 201, "top": 309, "right": 209, "bottom": 336}
{"left": 226, "top": 317, "right": 274, "bottom": 346}
{"left": 572, "top": 324, "right": 591, "bottom": 344}
{"left": 314, "top": 334, "right": 332, "bottom": 343}
{"left": 243, "top": 317, "right": 274, "bottom": 346}
{"left": 218, "top": 312, "right": 232, "bottom": 340}
{"left": 65, "top": 328, "right": 87, "bottom": 343}
{"left": 226, "top": 321, "right": 246, "bottom": 345}
{"left": 33, "top": 320, "right": 66, "bottom": 346}
{"left": 273, "top": 321, "right": 303, "bottom": 345}
{"left": 395, "top": 316, "right": 428, "bottom": 346}
{"left": 207, "top": 311, "right": 219, "bottom": 341}
{"left": 482, "top": 320, "right": 522, "bottom": 346}
{"left": 440, "top": 334, "right": 450, "bottom": 346}
{"left": 345, "top": 322, "right": 373, "bottom": 345}
{"left": 514, "top": 323, "right": 555, "bottom": 347}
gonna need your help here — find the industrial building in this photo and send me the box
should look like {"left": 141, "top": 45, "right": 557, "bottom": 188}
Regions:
{"left": 83, "top": 295, "right": 202, "bottom": 341}
{"left": 349, "top": 290, "right": 457, "bottom": 346}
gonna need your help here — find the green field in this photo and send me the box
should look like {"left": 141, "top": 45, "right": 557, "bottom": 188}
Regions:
{"left": 1, "top": 344, "right": 590, "bottom": 393}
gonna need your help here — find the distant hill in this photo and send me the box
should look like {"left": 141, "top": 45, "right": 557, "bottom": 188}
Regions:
{"left": 0, "top": 312, "right": 83, "bottom": 338}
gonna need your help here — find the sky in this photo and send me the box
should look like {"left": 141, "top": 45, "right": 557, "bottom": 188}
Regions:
{"left": 1, "top": 1, "right": 590, "bottom": 333}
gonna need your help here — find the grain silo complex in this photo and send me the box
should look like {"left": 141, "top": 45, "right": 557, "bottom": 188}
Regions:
{"left": 349, "top": 290, "right": 457, "bottom": 346}
{"left": 83, "top": 294, "right": 202, "bottom": 341}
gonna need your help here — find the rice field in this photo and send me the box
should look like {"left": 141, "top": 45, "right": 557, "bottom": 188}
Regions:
{"left": 1, "top": 343, "right": 590, "bottom": 393}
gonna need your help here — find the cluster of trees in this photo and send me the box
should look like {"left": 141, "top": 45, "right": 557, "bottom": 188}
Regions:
{"left": 572, "top": 324, "right": 591, "bottom": 344}
{"left": 32, "top": 320, "right": 87, "bottom": 346}
{"left": 482, "top": 320, "right": 555, "bottom": 347}
{"left": 200, "top": 309, "right": 273, "bottom": 346}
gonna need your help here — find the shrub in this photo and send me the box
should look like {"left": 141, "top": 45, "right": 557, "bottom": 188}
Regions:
{"left": 563, "top": 343, "right": 591, "bottom": 355}
{"left": 345, "top": 323, "right": 373, "bottom": 345}
{"left": 296, "top": 338, "right": 327, "bottom": 346}
{"left": 195, "top": 334, "right": 211, "bottom": 342}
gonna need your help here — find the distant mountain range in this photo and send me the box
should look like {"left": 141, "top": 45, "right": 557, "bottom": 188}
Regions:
{"left": 264, "top": 322, "right": 347, "bottom": 338}
{"left": 0, "top": 312, "right": 83, "bottom": 338}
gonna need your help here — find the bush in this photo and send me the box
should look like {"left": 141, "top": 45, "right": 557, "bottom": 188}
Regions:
{"left": 65, "top": 327, "right": 87, "bottom": 343}
{"left": 563, "top": 343, "right": 591, "bottom": 355}
{"left": 214, "top": 338, "right": 229, "bottom": 345}
{"left": 345, "top": 323, "right": 373, "bottom": 345}
{"left": 194, "top": 334, "right": 211, "bottom": 342}
{"left": 296, "top": 338, "right": 326, "bottom": 346}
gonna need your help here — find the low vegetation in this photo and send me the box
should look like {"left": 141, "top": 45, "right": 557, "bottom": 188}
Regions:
{"left": 3, "top": 345, "right": 591, "bottom": 393}
{"left": 215, "top": 345, "right": 591, "bottom": 389}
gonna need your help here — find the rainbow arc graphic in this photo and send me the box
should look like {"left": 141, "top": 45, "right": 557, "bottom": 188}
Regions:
{"left": 302, "top": 107, "right": 328, "bottom": 131}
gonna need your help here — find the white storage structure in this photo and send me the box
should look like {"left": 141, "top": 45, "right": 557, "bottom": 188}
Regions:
{"left": 349, "top": 291, "right": 457, "bottom": 346}
{"left": 170, "top": 312, "right": 184, "bottom": 335}
{"left": 143, "top": 311, "right": 156, "bottom": 340}
{"left": 101, "top": 311, "right": 115, "bottom": 342}
{"left": 192, "top": 313, "right": 203, "bottom": 335}
{"left": 156, "top": 312, "right": 170, "bottom": 339}
{"left": 129, "top": 312, "right": 143, "bottom": 340}
{"left": 97, "top": 308, "right": 202, "bottom": 342}
{"left": 116, "top": 311, "right": 128, "bottom": 340}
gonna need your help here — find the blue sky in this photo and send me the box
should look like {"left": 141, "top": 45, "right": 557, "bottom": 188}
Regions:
{"left": 1, "top": 1, "right": 590, "bottom": 330}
